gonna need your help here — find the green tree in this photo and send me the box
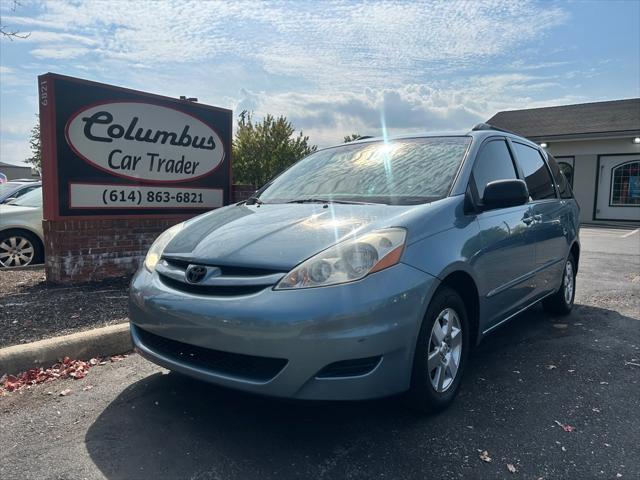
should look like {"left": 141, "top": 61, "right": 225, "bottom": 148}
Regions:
{"left": 25, "top": 115, "right": 41, "bottom": 173}
{"left": 343, "top": 133, "right": 363, "bottom": 143}
{"left": 232, "top": 111, "right": 316, "bottom": 187}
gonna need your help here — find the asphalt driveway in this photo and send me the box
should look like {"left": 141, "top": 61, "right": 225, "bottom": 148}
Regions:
{"left": 1, "top": 227, "right": 638, "bottom": 480}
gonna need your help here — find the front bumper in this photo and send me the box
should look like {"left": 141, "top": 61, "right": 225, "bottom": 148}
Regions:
{"left": 129, "top": 263, "right": 438, "bottom": 400}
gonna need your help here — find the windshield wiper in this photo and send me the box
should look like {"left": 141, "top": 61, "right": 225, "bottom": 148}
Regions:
{"left": 245, "top": 196, "right": 263, "bottom": 205}
{"left": 284, "top": 198, "right": 379, "bottom": 205}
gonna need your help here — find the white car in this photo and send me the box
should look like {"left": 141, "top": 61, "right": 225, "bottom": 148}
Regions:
{"left": 0, "top": 187, "right": 44, "bottom": 267}
{"left": 0, "top": 180, "right": 41, "bottom": 204}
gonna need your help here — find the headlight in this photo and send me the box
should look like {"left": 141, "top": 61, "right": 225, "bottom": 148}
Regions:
{"left": 275, "top": 228, "right": 406, "bottom": 290}
{"left": 144, "top": 222, "right": 184, "bottom": 272}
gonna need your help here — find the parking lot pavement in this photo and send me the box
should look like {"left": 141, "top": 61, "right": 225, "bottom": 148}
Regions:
{"left": 1, "top": 227, "right": 638, "bottom": 480}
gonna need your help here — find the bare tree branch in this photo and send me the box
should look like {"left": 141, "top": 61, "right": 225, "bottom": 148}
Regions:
{"left": 0, "top": 0, "right": 31, "bottom": 41}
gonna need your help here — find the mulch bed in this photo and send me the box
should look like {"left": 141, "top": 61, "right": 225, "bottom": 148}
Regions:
{"left": 0, "top": 267, "right": 130, "bottom": 349}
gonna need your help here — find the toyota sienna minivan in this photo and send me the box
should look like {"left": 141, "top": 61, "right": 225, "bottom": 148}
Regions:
{"left": 129, "top": 124, "right": 580, "bottom": 412}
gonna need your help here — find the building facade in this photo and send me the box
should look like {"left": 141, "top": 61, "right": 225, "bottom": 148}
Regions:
{"left": 488, "top": 99, "right": 640, "bottom": 226}
{"left": 0, "top": 161, "right": 37, "bottom": 181}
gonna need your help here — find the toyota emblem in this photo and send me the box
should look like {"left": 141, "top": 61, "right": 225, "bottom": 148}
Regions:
{"left": 185, "top": 265, "right": 207, "bottom": 284}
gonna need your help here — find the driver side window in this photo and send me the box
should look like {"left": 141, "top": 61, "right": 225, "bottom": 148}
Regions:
{"left": 472, "top": 140, "right": 518, "bottom": 200}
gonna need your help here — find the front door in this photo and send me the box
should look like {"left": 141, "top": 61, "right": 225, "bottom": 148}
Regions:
{"left": 470, "top": 138, "right": 537, "bottom": 329}
{"left": 595, "top": 155, "right": 640, "bottom": 221}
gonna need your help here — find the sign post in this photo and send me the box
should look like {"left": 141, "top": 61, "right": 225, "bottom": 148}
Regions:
{"left": 38, "top": 73, "right": 232, "bottom": 283}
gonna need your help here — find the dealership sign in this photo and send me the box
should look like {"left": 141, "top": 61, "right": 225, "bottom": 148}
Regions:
{"left": 38, "top": 73, "right": 232, "bottom": 219}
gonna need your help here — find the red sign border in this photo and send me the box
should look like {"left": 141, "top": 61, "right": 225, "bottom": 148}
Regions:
{"left": 38, "top": 72, "right": 233, "bottom": 221}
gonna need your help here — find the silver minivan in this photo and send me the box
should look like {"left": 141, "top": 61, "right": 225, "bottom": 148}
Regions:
{"left": 129, "top": 124, "right": 580, "bottom": 411}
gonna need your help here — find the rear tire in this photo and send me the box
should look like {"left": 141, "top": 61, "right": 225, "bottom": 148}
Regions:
{"left": 542, "top": 254, "right": 576, "bottom": 316}
{"left": 406, "top": 286, "right": 470, "bottom": 413}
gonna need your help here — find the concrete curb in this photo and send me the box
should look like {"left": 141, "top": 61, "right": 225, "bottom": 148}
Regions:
{"left": 0, "top": 323, "right": 132, "bottom": 376}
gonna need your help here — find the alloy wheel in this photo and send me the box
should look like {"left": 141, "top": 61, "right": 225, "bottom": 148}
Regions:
{"left": 564, "top": 260, "right": 574, "bottom": 305}
{"left": 427, "top": 307, "right": 462, "bottom": 393}
{"left": 0, "top": 236, "right": 35, "bottom": 267}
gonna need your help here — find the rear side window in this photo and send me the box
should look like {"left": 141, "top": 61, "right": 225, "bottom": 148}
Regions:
{"left": 512, "top": 142, "right": 556, "bottom": 200}
{"left": 546, "top": 154, "right": 574, "bottom": 199}
{"left": 472, "top": 140, "right": 518, "bottom": 199}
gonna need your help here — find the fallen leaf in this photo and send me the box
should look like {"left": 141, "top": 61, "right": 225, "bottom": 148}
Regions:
{"left": 568, "top": 369, "right": 575, "bottom": 373}
{"left": 546, "top": 365, "right": 557, "bottom": 370}
{"left": 82, "top": 385, "right": 94, "bottom": 391}
{"left": 507, "top": 463, "right": 517, "bottom": 473}
{"left": 592, "top": 407, "right": 601, "bottom": 413}
{"left": 59, "top": 388, "right": 72, "bottom": 396}
{"left": 554, "top": 420, "right": 575, "bottom": 432}
{"left": 479, "top": 450, "right": 492, "bottom": 463}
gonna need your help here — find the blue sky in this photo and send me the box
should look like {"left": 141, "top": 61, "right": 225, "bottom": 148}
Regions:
{"left": 1, "top": 0, "right": 639, "bottom": 166}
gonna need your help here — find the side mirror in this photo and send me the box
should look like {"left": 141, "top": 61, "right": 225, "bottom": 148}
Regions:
{"left": 482, "top": 179, "right": 529, "bottom": 210}
{"left": 3, "top": 197, "right": 17, "bottom": 204}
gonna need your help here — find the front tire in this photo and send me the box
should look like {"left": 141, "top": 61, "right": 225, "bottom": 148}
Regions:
{"left": 407, "top": 286, "right": 469, "bottom": 413}
{"left": 542, "top": 254, "right": 576, "bottom": 316}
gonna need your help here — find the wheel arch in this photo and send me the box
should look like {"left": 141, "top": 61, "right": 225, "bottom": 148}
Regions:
{"left": 569, "top": 241, "right": 580, "bottom": 273}
{"left": 439, "top": 270, "right": 481, "bottom": 347}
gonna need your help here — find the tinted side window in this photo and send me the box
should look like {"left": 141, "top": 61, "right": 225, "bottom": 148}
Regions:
{"left": 546, "top": 154, "right": 573, "bottom": 199}
{"left": 13, "top": 185, "right": 38, "bottom": 199}
{"left": 512, "top": 143, "right": 556, "bottom": 200}
{"left": 473, "top": 140, "right": 518, "bottom": 199}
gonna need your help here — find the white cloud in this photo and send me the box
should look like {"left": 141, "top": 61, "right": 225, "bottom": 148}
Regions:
{"left": 1, "top": 0, "right": 586, "bottom": 154}
{"left": 30, "top": 46, "right": 92, "bottom": 59}
{"left": 22, "top": 31, "right": 99, "bottom": 46}
{"left": 232, "top": 70, "right": 586, "bottom": 146}
{"left": 10, "top": 0, "right": 568, "bottom": 91}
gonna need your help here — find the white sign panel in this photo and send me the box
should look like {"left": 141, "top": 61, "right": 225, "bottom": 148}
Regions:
{"left": 65, "top": 102, "right": 225, "bottom": 183}
{"left": 70, "top": 183, "right": 224, "bottom": 209}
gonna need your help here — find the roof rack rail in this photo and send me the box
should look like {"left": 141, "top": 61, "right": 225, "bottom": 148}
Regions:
{"left": 471, "top": 123, "right": 519, "bottom": 136}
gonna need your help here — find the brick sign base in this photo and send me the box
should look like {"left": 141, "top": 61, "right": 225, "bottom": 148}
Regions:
{"left": 43, "top": 218, "right": 182, "bottom": 284}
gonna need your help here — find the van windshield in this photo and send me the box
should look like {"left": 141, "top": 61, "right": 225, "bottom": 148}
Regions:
{"left": 257, "top": 137, "right": 470, "bottom": 205}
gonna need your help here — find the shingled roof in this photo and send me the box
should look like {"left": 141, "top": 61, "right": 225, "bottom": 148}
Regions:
{"left": 487, "top": 98, "right": 640, "bottom": 139}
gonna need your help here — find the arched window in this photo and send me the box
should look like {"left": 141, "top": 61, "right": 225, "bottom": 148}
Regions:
{"left": 610, "top": 161, "right": 640, "bottom": 206}
{"left": 558, "top": 162, "right": 574, "bottom": 187}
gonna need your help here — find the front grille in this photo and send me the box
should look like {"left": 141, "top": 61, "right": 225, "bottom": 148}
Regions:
{"left": 315, "top": 356, "right": 381, "bottom": 378}
{"left": 135, "top": 326, "right": 288, "bottom": 382}
{"left": 163, "top": 258, "right": 282, "bottom": 276}
{"left": 158, "top": 274, "right": 268, "bottom": 296}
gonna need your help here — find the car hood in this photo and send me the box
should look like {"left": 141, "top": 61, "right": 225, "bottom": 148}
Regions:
{"left": 0, "top": 204, "right": 41, "bottom": 218}
{"left": 163, "top": 202, "right": 423, "bottom": 270}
